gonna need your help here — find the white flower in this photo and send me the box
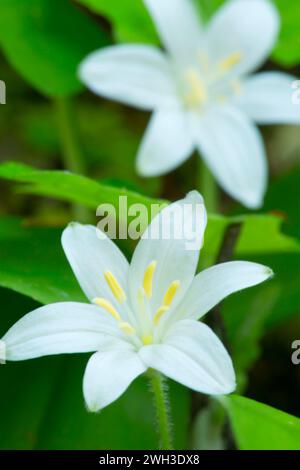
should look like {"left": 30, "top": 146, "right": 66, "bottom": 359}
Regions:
{"left": 2, "top": 192, "right": 273, "bottom": 412}
{"left": 79, "top": 0, "right": 300, "bottom": 209}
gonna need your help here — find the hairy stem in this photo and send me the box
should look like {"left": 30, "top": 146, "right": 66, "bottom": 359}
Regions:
{"left": 148, "top": 369, "right": 173, "bottom": 450}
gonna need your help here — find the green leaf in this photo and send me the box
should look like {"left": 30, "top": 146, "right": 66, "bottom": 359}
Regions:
{"left": 76, "top": 0, "right": 158, "bottom": 44}
{"left": 222, "top": 394, "right": 300, "bottom": 450}
{"left": 235, "top": 214, "right": 300, "bottom": 256}
{"left": 264, "top": 168, "right": 300, "bottom": 240}
{"left": 0, "top": 162, "right": 163, "bottom": 226}
{"left": 272, "top": 0, "right": 300, "bottom": 67}
{"left": 201, "top": 213, "right": 300, "bottom": 269}
{"left": 0, "top": 0, "right": 109, "bottom": 97}
{"left": 0, "top": 217, "right": 85, "bottom": 305}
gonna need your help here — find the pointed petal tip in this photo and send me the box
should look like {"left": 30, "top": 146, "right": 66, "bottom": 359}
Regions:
{"left": 61, "top": 221, "right": 83, "bottom": 244}
{"left": 186, "top": 190, "right": 204, "bottom": 204}
{"left": 265, "top": 266, "right": 274, "bottom": 280}
{"left": 241, "top": 191, "right": 265, "bottom": 210}
{"left": 135, "top": 159, "right": 159, "bottom": 178}
{"left": 85, "top": 399, "right": 102, "bottom": 414}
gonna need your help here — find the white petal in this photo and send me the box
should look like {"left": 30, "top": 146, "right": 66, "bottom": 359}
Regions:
{"left": 206, "top": 0, "right": 279, "bottom": 76}
{"left": 83, "top": 347, "right": 146, "bottom": 411}
{"left": 2, "top": 302, "right": 121, "bottom": 361}
{"left": 79, "top": 45, "right": 177, "bottom": 110}
{"left": 136, "top": 107, "right": 194, "bottom": 177}
{"left": 145, "top": 0, "right": 203, "bottom": 64}
{"left": 175, "top": 261, "right": 273, "bottom": 322}
{"left": 236, "top": 72, "right": 300, "bottom": 124}
{"left": 140, "top": 319, "right": 236, "bottom": 395}
{"left": 191, "top": 106, "right": 267, "bottom": 209}
{"left": 62, "top": 223, "right": 129, "bottom": 304}
{"left": 129, "top": 191, "right": 207, "bottom": 314}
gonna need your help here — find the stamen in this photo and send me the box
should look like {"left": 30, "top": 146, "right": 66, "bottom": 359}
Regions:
{"left": 142, "top": 334, "right": 153, "bottom": 345}
{"left": 163, "top": 281, "right": 180, "bottom": 307}
{"left": 104, "top": 271, "right": 126, "bottom": 302}
{"left": 119, "top": 322, "right": 136, "bottom": 335}
{"left": 185, "top": 69, "right": 207, "bottom": 106}
{"left": 153, "top": 306, "right": 169, "bottom": 326}
{"left": 219, "top": 52, "right": 242, "bottom": 73}
{"left": 143, "top": 261, "right": 157, "bottom": 299}
{"left": 93, "top": 298, "right": 121, "bottom": 321}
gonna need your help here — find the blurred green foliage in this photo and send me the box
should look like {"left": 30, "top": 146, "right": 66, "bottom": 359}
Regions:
{"left": 0, "top": 0, "right": 300, "bottom": 451}
{"left": 0, "top": 0, "right": 109, "bottom": 96}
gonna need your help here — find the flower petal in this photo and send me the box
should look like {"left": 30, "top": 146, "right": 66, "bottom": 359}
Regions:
{"left": 2, "top": 302, "right": 121, "bottom": 361}
{"left": 136, "top": 107, "right": 194, "bottom": 177}
{"left": 79, "top": 45, "right": 177, "bottom": 110}
{"left": 191, "top": 106, "right": 267, "bottom": 209}
{"left": 174, "top": 261, "right": 273, "bottom": 322}
{"left": 140, "top": 319, "right": 236, "bottom": 395}
{"left": 83, "top": 347, "right": 146, "bottom": 411}
{"left": 62, "top": 223, "right": 129, "bottom": 304}
{"left": 129, "top": 191, "right": 207, "bottom": 314}
{"left": 206, "top": 0, "right": 279, "bottom": 76}
{"left": 236, "top": 72, "right": 300, "bottom": 124}
{"left": 145, "top": 0, "right": 203, "bottom": 64}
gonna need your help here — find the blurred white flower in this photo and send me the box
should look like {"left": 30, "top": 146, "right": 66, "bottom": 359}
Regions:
{"left": 79, "top": 0, "right": 300, "bottom": 209}
{"left": 2, "top": 192, "right": 273, "bottom": 411}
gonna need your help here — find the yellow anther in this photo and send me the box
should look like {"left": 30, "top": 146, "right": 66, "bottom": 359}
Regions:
{"left": 185, "top": 69, "right": 207, "bottom": 106}
{"left": 93, "top": 298, "right": 121, "bottom": 322}
{"left": 163, "top": 281, "right": 180, "bottom": 307}
{"left": 143, "top": 261, "right": 157, "bottom": 299}
{"left": 104, "top": 271, "right": 126, "bottom": 302}
{"left": 219, "top": 52, "right": 242, "bottom": 73}
{"left": 119, "top": 322, "right": 136, "bottom": 336}
{"left": 153, "top": 306, "right": 169, "bottom": 326}
{"left": 142, "top": 334, "right": 153, "bottom": 345}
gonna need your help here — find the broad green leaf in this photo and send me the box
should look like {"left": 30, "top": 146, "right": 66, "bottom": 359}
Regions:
{"left": 235, "top": 214, "right": 300, "bottom": 255}
{"left": 0, "top": 0, "right": 109, "bottom": 97}
{"left": 264, "top": 168, "right": 300, "bottom": 240}
{"left": 0, "top": 289, "right": 189, "bottom": 449}
{"left": 1, "top": 162, "right": 299, "bottom": 256}
{"left": 201, "top": 213, "right": 300, "bottom": 269}
{"left": 272, "top": 0, "right": 300, "bottom": 67}
{"left": 0, "top": 217, "right": 85, "bottom": 305}
{"left": 222, "top": 394, "right": 300, "bottom": 450}
{"left": 0, "top": 162, "right": 163, "bottom": 226}
{"left": 77, "top": 0, "right": 224, "bottom": 44}
{"left": 76, "top": 0, "right": 158, "bottom": 43}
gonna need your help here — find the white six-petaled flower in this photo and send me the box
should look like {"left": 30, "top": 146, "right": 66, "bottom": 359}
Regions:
{"left": 2, "top": 192, "right": 273, "bottom": 411}
{"left": 79, "top": 0, "right": 300, "bottom": 209}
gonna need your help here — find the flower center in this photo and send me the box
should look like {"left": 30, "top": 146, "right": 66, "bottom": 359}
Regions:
{"left": 93, "top": 262, "right": 180, "bottom": 347}
{"left": 184, "top": 69, "right": 207, "bottom": 107}
{"left": 182, "top": 50, "right": 243, "bottom": 109}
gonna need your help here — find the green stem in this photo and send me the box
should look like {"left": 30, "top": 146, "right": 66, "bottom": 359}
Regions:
{"left": 54, "top": 96, "right": 86, "bottom": 175}
{"left": 198, "top": 159, "right": 218, "bottom": 213}
{"left": 148, "top": 369, "right": 173, "bottom": 450}
{"left": 54, "top": 96, "right": 89, "bottom": 221}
